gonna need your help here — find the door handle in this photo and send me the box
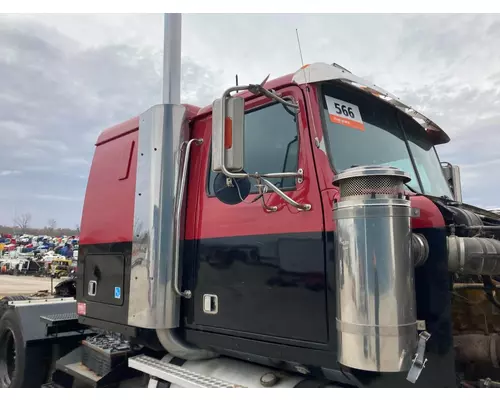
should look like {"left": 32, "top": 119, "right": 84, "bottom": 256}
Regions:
{"left": 88, "top": 280, "right": 97, "bottom": 296}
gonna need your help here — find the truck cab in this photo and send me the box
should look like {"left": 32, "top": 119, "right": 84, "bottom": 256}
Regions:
{"left": 72, "top": 62, "right": 499, "bottom": 388}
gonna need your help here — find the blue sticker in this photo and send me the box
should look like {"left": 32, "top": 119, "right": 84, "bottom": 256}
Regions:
{"left": 114, "top": 287, "right": 121, "bottom": 299}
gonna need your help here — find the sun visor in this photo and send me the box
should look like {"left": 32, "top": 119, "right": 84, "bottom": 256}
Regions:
{"left": 293, "top": 62, "right": 450, "bottom": 145}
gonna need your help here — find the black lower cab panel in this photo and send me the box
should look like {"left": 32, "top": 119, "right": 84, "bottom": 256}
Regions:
{"left": 181, "top": 227, "right": 457, "bottom": 388}
{"left": 75, "top": 226, "right": 457, "bottom": 387}
{"left": 76, "top": 242, "right": 132, "bottom": 327}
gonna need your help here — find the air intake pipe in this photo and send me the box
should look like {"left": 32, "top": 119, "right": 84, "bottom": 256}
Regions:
{"left": 448, "top": 235, "right": 500, "bottom": 276}
{"left": 333, "top": 166, "right": 427, "bottom": 376}
{"left": 412, "top": 233, "right": 429, "bottom": 268}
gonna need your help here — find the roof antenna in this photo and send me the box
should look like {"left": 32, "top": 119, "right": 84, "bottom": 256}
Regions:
{"left": 236, "top": 74, "right": 239, "bottom": 93}
{"left": 295, "top": 28, "right": 308, "bottom": 84}
{"left": 295, "top": 28, "right": 305, "bottom": 67}
{"left": 295, "top": 28, "right": 317, "bottom": 139}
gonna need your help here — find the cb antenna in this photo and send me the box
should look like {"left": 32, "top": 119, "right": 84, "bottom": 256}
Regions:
{"left": 295, "top": 28, "right": 308, "bottom": 84}
{"left": 295, "top": 28, "right": 305, "bottom": 66}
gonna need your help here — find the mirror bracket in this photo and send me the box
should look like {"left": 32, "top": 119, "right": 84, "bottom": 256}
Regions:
{"left": 261, "top": 178, "right": 311, "bottom": 212}
{"left": 297, "top": 168, "right": 304, "bottom": 184}
{"left": 256, "top": 182, "right": 278, "bottom": 213}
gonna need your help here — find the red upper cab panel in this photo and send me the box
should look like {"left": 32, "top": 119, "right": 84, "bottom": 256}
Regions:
{"left": 79, "top": 75, "right": 299, "bottom": 246}
{"left": 79, "top": 69, "right": 445, "bottom": 245}
{"left": 80, "top": 118, "right": 139, "bottom": 245}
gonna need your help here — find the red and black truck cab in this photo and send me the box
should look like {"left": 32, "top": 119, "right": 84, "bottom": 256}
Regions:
{"left": 76, "top": 65, "right": 457, "bottom": 387}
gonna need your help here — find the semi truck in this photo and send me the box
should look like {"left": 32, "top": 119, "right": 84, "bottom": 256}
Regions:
{"left": 1, "top": 14, "right": 500, "bottom": 389}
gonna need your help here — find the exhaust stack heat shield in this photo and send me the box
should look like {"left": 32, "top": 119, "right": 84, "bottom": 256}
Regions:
{"left": 333, "top": 166, "right": 418, "bottom": 372}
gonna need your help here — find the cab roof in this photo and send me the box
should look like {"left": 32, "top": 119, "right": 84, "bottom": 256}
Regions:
{"left": 292, "top": 62, "right": 450, "bottom": 144}
{"left": 96, "top": 62, "right": 450, "bottom": 146}
{"left": 196, "top": 62, "right": 450, "bottom": 145}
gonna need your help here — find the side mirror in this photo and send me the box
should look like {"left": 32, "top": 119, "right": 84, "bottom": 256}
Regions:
{"left": 212, "top": 172, "right": 251, "bottom": 205}
{"left": 210, "top": 82, "right": 310, "bottom": 211}
{"left": 212, "top": 96, "right": 245, "bottom": 173}
{"left": 441, "top": 162, "right": 462, "bottom": 203}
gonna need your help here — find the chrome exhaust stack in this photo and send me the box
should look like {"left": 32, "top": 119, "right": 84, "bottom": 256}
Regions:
{"left": 126, "top": 13, "right": 217, "bottom": 360}
{"left": 333, "top": 166, "right": 424, "bottom": 374}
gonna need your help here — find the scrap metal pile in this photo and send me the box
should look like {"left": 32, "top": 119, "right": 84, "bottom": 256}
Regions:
{"left": 0, "top": 233, "right": 79, "bottom": 278}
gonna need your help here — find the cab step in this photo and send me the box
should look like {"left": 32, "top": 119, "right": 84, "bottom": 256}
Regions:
{"left": 128, "top": 355, "right": 243, "bottom": 388}
{"left": 40, "top": 312, "right": 79, "bottom": 324}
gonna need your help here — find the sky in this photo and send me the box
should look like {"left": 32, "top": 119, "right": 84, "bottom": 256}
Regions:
{"left": 0, "top": 13, "right": 499, "bottom": 228}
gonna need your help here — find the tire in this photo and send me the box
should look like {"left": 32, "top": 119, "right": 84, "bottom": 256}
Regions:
{"left": 1, "top": 296, "right": 31, "bottom": 303}
{"left": 0, "top": 296, "right": 31, "bottom": 315}
{"left": 0, "top": 309, "right": 51, "bottom": 387}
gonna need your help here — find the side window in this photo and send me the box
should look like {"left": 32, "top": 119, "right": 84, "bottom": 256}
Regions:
{"left": 207, "top": 101, "right": 299, "bottom": 195}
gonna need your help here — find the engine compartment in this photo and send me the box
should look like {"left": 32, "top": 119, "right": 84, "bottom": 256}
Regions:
{"left": 436, "top": 200, "right": 500, "bottom": 387}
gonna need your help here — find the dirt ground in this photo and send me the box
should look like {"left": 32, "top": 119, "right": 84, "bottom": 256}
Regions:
{"left": 0, "top": 275, "right": 63, "bottom": 298}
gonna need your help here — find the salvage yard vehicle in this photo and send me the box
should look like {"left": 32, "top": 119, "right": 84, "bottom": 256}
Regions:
{"left": 1, "top": 14, "right": 499, "bottom": 389}
{"left": 17, "top": 259, "right": 44, "bottom": 276}
{"left": 0, "top": 262, "right": 10, "bottom": 275}
{"left": 49, "top": 259, "right": 72, "bottom": 279}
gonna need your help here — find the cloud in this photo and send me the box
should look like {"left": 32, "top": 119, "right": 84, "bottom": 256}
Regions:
{"left": 0, "top": 13, "right": 499, "bottom": 227}
{"left": 0, "top": 170, "right": 21, "bottom": 176}
{"left": 0, "top": 14, "right": 224, "bottom": 228}
{"left": 34, "top": 194, "right": 82, "bottom": 202}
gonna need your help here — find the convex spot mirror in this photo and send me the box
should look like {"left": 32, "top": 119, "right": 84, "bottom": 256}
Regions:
{"left": 441, "top": 162, "right": 462, "bottom": 203}
{"left": 212, "top": 96, "right": 245, "bottom": 173}
{"left": 213, "top": 172, "right": 251, "bottom": 205}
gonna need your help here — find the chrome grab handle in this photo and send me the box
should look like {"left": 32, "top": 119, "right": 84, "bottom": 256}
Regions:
{"left": 173, "top": 138, "right": 203, "bottom": 299}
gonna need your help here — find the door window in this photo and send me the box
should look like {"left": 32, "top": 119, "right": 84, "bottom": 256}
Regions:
{"left": 207, "top": 102, "right": 299, "bottom": 195}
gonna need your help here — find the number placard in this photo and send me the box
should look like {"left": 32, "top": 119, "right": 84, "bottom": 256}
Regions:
{"left": 325, "top": 96, "right": 365, "bottom": 131}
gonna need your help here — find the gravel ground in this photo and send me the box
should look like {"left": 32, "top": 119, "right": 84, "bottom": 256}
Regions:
{"left": 0, "top": 275, "right": 63, "bottom": 298}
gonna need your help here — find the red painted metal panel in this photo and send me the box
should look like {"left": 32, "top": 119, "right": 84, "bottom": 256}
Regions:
{"left": 80, "top": 129, "right": 138, "bottom": 244}
{"left": 185, "top": 85, "right": 325, "bottom": 240}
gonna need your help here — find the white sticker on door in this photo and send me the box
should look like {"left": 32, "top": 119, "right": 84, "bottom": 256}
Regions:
{"left": 325, "top": 96, "right": 365, "bottom": 131}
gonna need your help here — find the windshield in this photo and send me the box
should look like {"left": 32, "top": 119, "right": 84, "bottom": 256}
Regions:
{"left": 319, "top": 82, "right": 453, "bottom": 198}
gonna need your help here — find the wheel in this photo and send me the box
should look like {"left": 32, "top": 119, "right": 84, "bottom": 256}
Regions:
{"left": 0, "top": 309, "right": 50, "bottom": 387}
{"left": 0, "top": 317, "right": 16, "bottom": 387}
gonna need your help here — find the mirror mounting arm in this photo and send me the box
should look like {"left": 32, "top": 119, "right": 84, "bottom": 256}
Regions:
{"left": 247, "top": 85, "right": 299, "bottom": 110}
{"left": 255, "top": 180, "right": 278, "bottom": 213}
{"left": 261, "top": 178, "right": 311, "bottom": 212}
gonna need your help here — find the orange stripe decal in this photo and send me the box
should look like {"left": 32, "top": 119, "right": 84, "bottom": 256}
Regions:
{"left": 224, "top": 117, "right": 233, "bottom": 149}
{"left": 329, "top": 114, "right": 365, "bottom": 131}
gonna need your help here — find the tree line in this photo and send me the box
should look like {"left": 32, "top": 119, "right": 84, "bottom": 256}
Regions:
{"left": 1, "top": 212, "right": 80, "bottom": 236}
